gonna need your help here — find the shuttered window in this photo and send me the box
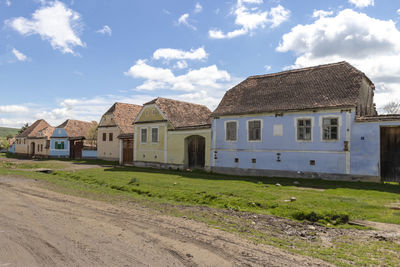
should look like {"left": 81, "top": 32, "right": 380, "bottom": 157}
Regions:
{"left": 248, "top": 120, "right": 261, "bottom": 141}
{"left": 226, "top": 121, "right": 237, "bottom": 141}
{"left": 151, "top": 128, "right": 158, "bottom": 143}
{"left": 141, "top": 128, "right": 147, "bottom": 143}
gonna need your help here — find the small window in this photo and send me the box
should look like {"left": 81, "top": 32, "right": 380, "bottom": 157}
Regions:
{"left": 151, "top": 128, "right": 158, "bottom": 143}
{"left": 109, "top": 133, "right": 113, "bottom": 142}
{"left": 297, "top": 119, "right": 312, "bottom": 141}
{"left": 226, "top": 121, "right": 237, "bottom": 141}
{"left": 37, "top": 144, "right": 40, "bottom": 151}
{"left": 141, "top": 128, "right": 147, "bottom": 143}
{"left": 322, "top": 118, "right": 338, "bottom": 140}
{"left": 145, "top": 110, "right": 149, "bottom": 116}
{"left": 248, "top": 120, "right": 261, "bottom": 141}
{"left": 41, "top": 144, "right": 43, "bottom": 151}
{"left": 152, "top": 109, "right": 156, "bottom": 115}
{"left": 103, "top": 133, "right": 107, "bottom": 141}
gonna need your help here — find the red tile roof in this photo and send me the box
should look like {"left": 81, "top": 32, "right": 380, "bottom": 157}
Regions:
{"left": 16, "top": 119, "right": 51, "bottom": 138}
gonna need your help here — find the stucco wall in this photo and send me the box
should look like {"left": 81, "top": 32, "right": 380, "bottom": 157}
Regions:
{"left": 9, "top": 143, "right": 16, "bottom": 153}
{"left": 167, "top": 129, "right": 211, "bottom": 168}
{"left": 97, "top": 126, "right": 121, "bottom": 160}
{"left": 50, "top": 128, "right": 70, "bottom": 157}
{"left": 15, "top": 138, "right": 28, "bottom": 155}
{"left": 82, "top": 149, "right": 97, "bottom": 159}
{"left": 136, "top": 105, "right": 164, "bottom": 122}
{"left": 28, "top": 139, "right": 50, "bottom": 157}
{"left": 211, "top": 109, "right": 352, "bottom": 175}
{"left": 134, "top": 123, "right": 167, "bottom": 163}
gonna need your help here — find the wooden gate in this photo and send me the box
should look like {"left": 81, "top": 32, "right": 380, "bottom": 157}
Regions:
{"left": 122, "top": 139, "right": 133, "bottom": 164}
{"left": 70, "top": 140, "right": 83, "bottom": 159}
{"left": 381, "top": 127, "right": 400, "bottom": 182}
{"left": 187, "top": 135, "right": 205, "bottom": 169}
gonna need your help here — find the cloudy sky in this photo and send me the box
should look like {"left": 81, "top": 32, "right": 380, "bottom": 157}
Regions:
{"left": 0, "top": 0, "right": 399, "bottom": 128}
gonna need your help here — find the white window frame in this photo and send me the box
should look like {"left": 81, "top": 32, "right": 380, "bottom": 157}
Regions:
{"left": 140, "top": 128, "right": 148, "bottom": 144}
{"left": 320, "top": 116, "right": 341, "bottom": 142}
{"left": 151, "top": 127, "right": 159, "bottom": 143}
{"left": 295, "top": 117, "right": 314, "bottom": 142}
{"left": 224, "top": 120, "right": 238, "bottom": 142}
{"left": 247, "top": 119, "right": 263, "bottom": 142}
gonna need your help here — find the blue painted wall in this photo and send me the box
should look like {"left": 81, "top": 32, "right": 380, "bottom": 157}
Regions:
{"left": 211, "top": 110, "right": 351, "bottom": 174}
{"left": 82, "top": 150, "right": 97, "bottom": 159}
{"left": 8, "top": 143, "right": 16, "bottom": 153}
{"left": 50, "top": 128, "right": 70, "bottom": 157}
{"left": 351, "top": 121, "right": 400, "bottom": 176}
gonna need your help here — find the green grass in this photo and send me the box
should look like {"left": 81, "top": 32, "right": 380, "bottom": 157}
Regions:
{"left": 1, "top": 161, "right": 399, "bottom": 225}
{"left": 2, "top": 160, "right": 400, "bottom": 266}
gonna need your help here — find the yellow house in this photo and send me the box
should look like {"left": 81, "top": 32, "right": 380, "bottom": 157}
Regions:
{"left": 97, "top": 102, "right": 141, "bottom": 162}
{"left": 28, "top": 126, "right": 54, "bottom": 158}
{"left": 133, "top": 97, "right": 211, "bottom": 170}
{"left": 15, "top": 119, "right": 52, "bottom": 156}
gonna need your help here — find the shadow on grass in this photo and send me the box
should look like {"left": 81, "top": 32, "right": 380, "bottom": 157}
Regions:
{"left": 104, "top": 165, "right": 400, "bottom": 194}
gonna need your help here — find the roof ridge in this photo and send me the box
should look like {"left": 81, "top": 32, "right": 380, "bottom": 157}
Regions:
{"left": 247, "top": 61, "right": 351, "bottom": 80}
{"left": 153, "top": 97, "right": 210, "bottom": 108}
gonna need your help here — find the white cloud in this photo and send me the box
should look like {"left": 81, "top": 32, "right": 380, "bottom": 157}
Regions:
{"left": 264, "top": 65, "right": 271, "bottom": 71}
{"left": 194, "top": 2, "right": 202, "bottom": 13}
{"left": 0, "top": 105, "right": 29, "bottom": 114}
{"left": 174, "top": 60, "right": 188, "bottom": 69}
{"left": 178, "top": 13, "right": 196, "bottom": 30}
{"left": 209, "top": 1, "right": 290, "bottom": 39}
{"left": 348, "top": 0, "right": 374, "bottom": 8}
{"left": 277, "top": 9, "right": 400, "bottom": 111}
{"left": 4, "top": 0, "right": 11, "bottom": 6}
{"left": 397, "top": 9, "right": 400, "bottom": 15}
{"left": 96, "top": 25, "right": 112, "bottom": 36}
{"left": 6, "top": 1, "right": 84, "bottom": 54}
{"left": 153, "top": 47, "right": 207, "bottom": 61}
{"left": 312, "top": 9, "right": 333, "bottom": 18}
{"left": 12, "top": 48, "right": 28, "bottom": 61}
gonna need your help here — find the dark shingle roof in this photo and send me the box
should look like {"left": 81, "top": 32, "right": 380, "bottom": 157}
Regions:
{"left": 56, "top": 119, "right": 97, "bottom": 138}
{"left": 102, "top": 102, "right": 142, "bottom": 133}
{"left": 212, "top": 62, "right": 373, "bottom": 117}
{"left": 141, "top": 97, "right": 211, "bottom": 129}
{"left": 16, "top": 119, "right": 51, "bottom": 138}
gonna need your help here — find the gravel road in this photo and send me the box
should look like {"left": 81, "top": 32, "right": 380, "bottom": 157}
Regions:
{"left": 0, "top": 176, "right": 332, "bottom": 267}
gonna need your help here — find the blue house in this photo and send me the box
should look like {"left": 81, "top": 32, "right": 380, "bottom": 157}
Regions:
{"left": 50, "top": 119, "right": 97, "bottom": 159}
{"left": 210, "top": 62, "right": 400, "bottom": 182}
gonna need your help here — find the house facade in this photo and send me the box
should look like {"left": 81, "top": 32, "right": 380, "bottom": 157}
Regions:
{"left": 28, "top": 126, "right": 54, "bottom": 158}
{"left": 50, "top": 119, "right": 97, "bottom": 159}
{"left": 97, "top": 102, "right": 141, "bottom": 163}
{"left": 133, "top": 97, "right": 211, "bottom": 170}
{"left": 210, "top": 61, "right": 397, "bottom": 182}
{"left": 15, "top": 119, "right": 51, "bottom": 156}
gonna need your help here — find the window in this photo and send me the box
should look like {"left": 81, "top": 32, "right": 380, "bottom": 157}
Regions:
{"left": 109, "top": 133, "right": 113, "bottom": 142}
{"left": 151, "top": 128, "right": 158, "bottom": 143}
{"left": 152, "top": 109, "right": 156, "bottom": 115}
{"left": 248, "top": 120, "right": 261, "bottom": 141}
{"left": 225, "top": 121, "right": 237, "bottom": 141}
{"left": 322, "top": 118, "right": 338, "bottom": 141}
{"left": 41, "top": 144, "right": 43, "bottom": 151}
{"left": 103, "top": 133, "right": 107, "bottom": 141}
{"left": 37, "top": 144, "right": 40, "bottom": 151}
{"left": 55, "top": 141, "right": 65, "bottom": 150}
{"left": 145, "top": 110, "right": 149, "bottom": 116}
{"left": 141, "top": 128, "right": 147, "bottom": 143}
{"left": 297, "top": 119, "right": 312, "bottom": 141}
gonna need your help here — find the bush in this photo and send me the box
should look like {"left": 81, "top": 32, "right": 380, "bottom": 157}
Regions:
{"left": 293, "top": 211, "right": 349, "bottom": 225}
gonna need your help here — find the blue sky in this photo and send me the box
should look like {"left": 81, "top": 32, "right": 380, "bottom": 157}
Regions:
{"left": 0, "top": 0, "right": 399, "bottom": 127}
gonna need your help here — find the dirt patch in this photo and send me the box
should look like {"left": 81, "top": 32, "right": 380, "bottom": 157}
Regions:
{"left": 0, "top": 176, "right": 332, "bottom": 267}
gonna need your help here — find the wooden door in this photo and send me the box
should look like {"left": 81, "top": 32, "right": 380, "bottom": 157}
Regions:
{"left": 381, "top": 127, "right": 400, "bottom": 182}
{"left": 70, "top": 140, "right": 83, "bottom": 159}
{"left": 123, "top": 139, "right": 133, "bottom": 164}
{"left": 188, "top": 136, "right": 205, "bottom": 169}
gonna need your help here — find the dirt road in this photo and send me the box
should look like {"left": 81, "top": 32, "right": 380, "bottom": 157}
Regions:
{"left": 0, "top": 176, "right": 331, "bottom": 267}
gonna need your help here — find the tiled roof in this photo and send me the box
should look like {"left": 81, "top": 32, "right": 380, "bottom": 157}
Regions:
{"left": 102, "top": 102, "right": 142, "bottom": 133}
{"left": 16, "top": 119, "right": 51, "bottom": 138}
{"left": 31, "top": 126, "right": 55, "bottom": 139}
{"left": 212, "top": 62, "right": 373, "bottom": 117}
{"left": 142, "top": 97, "right": 211, "bottom": 129}
{"left": 56, "top": 119, "right": 97, "bottom": 138}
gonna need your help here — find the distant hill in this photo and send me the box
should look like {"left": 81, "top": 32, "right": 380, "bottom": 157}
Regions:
{"left": 0, "top": 127, "right": 19, "bottom": 138}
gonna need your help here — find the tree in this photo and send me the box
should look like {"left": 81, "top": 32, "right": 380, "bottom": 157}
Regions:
{"left": 382, "top": 101, "right": 400, "bottom": 114}
{"left": 0, "top": 139, "right": 9, "bottom": 150}
{"left": 18, "top": 123, "right": 29, "bottom": 134}
{"left": 6, "top": 134, "right": 13, "bottom": 140}
{"left": 86, "top": 121, "right": 98, "bottom": 147}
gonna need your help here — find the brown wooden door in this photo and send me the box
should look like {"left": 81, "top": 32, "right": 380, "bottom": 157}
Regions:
{"left": 381, "top": 127, "right": 400, "bottom": 182}
{"left": 188, "top": 136, "right": 205, "bottom": 169}
{"left": 123, "top": 139, "right": 133, "bottom": 164}
{"left": 70, "top": 140, "right": 83, "bottom": 159}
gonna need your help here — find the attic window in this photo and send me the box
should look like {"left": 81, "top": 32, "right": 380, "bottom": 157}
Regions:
{"left": 145, "top": 111, "right": 149, "bottom": 117}
{"left": 152, "top": 109, "right": 156, "bottom": 115}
